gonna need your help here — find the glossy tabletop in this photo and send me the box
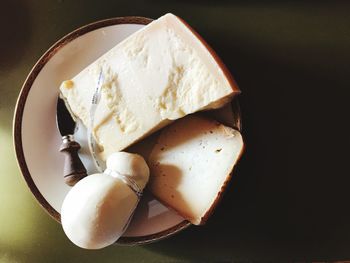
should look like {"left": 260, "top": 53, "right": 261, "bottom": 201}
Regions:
{"left": 1, "top": 1, "right": 350, "bottom": 262}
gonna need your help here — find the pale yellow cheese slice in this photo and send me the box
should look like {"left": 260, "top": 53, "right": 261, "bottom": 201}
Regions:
{"left": 148, "top": 115, "right": 244, "bottom": 225}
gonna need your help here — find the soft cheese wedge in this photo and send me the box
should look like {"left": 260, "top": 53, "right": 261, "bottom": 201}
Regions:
{"left": 60, "top": 13, "right": 239, "bottom": 160}
{"left": 148, "top": 115, "right": 244, "bottom": 225}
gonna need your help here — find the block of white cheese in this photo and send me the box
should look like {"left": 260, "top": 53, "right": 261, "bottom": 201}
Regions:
{"left": 148, "top": 115, "right": 244, "bottom": 225}
{"left": 60, "top": 13, "right": 239, "bottom": 161}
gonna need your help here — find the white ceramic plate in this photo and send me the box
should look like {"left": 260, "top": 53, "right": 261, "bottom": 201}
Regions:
{"left": 14, "top": 17, "right": 241, "bottom": 245}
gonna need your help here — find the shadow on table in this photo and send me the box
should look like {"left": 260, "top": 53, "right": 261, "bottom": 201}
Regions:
{"left": 0, "top": 0, "right": 31, "bottom": 71}
{"left": 144, "top": 11, "right": 350, "bottom": 260}
{"left": 144, "top": 57, "right": 350, "bottom": 261}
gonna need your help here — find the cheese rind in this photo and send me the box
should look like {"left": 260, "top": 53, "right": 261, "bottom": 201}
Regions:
{"left": 60, "top": 13, "right": 239, "bottom": 160}
{"left": 148, "top": 115, "right": 244, "bottom": 225}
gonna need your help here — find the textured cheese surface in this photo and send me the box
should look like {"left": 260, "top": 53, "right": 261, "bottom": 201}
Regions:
{"left": 60, "top": 13, "right": 237, "bottom": 160}
{"left": 148, "top": 115, "right": 243, "bottom": 225}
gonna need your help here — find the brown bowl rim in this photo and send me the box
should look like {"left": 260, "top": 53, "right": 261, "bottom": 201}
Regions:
{"left": 12, "top": 16, "right": 193, "bottom": 246}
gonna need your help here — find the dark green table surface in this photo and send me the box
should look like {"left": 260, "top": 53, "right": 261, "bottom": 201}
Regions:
{"left": 1, "top": 1, "right": 350, "bottom": 262}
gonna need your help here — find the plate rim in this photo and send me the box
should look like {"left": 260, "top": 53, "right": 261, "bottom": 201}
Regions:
{"left": 12, "top": 16, "right": 192, "bottom": 246}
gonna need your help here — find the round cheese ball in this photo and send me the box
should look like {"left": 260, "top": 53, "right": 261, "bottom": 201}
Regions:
{"left": 61, "top": 173, "right": 137, "bottom": 249}
{"left": 61, "top": 152, "right": 149, "bottom": 249}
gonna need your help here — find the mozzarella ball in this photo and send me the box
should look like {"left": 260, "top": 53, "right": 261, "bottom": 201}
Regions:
{"left": 61, "top": 173, "right": 137, "bottom": 249}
